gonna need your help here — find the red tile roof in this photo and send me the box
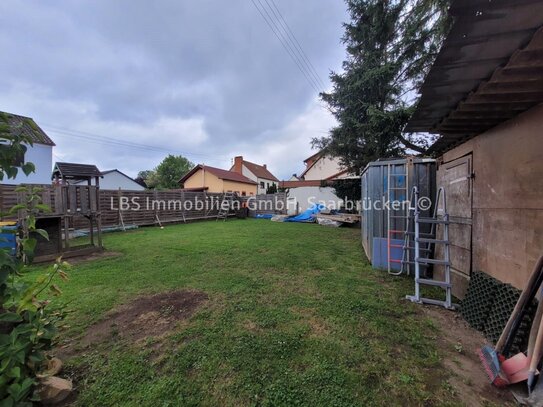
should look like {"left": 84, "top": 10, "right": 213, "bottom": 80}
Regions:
{"left": 179, "top": 164, "right": 257, "bottom": 185}
{"left": 241, "top": 160, "right": 279, "bottom": 181}
{"left": 279, "top": 180, "right": 332, "bottom": 188}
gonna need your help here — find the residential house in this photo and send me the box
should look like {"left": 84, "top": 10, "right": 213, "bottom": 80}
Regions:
{"left": 280, "top": 151, "right": 353, "bottom": 213}
{"left": 180, "top": 164, "right": 257, "bottom": 195}
{"left": 74, "top": 169, "right": 145, "bottom": 190}
{"left": 0, "top": 111, "right": 55, "bottom": 185}
{"left": 230, "top": 156, "right": 279, "bottom": 194}
{"left": 404, "top": 0, "right": 543, "bottom": 298}
{"left": 299, "top": 151, "right": 350, "bottom": 181}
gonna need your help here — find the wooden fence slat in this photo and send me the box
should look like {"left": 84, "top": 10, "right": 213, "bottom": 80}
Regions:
{"left": 68, "top": 186, "right": 77, "bottom": 213}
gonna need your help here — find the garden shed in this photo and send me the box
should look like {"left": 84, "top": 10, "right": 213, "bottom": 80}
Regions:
{"left": 405, "top": 0, "right": 543, "bottom": 298}
{"left": 361, "top": 157, "right": 436, "bottom": 272}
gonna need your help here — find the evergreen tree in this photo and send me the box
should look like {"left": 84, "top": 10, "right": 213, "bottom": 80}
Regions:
{"left": 314, "top": 0, "right": 450, "bottom": 173}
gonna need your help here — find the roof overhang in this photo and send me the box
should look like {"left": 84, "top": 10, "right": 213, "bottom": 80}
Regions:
{"left": 405, "top": 0, "right": 543, "bottom": 154}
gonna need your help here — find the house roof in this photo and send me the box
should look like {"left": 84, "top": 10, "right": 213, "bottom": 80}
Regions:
{"left": 240, "top": 160, "right": 279, "bottom": 181}
{"left": 52, "top": 162, "right": 102, "bottom": 180}
{"left": 180, "top": 164, "right": 258, "bottom": 185}
{"left": 300, "top": 150, "right": 333, "bottom": 178}
{"left": 303, "top": 151, "right": 323, "bottom": 164}
{"left": 405, "top": 0, "right": 543, "bottom": 154}
{"left": 279, "top": 180, "right": 332, "bottom": 188}
{"left": 101, "top": 169, "right": 141, "bottom": 183}
{"left": 0, "top": 111, "right": 55, "bottom": 146}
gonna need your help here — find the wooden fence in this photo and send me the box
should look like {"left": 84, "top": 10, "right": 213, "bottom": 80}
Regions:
{"left": 0, "top": 185, "right": 288, "bottom": 230}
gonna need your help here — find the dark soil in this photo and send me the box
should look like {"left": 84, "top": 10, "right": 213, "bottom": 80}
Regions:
{"left": 423, "top": 307, "right": 515, "bottom": 406}
{"left": 75, "top": 290, "right": 208, "bottom": 348}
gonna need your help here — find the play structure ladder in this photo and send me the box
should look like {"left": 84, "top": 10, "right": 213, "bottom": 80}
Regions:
{"left": 386, "top": 163, "right": 409, "bottom": 274}
{"left": 217, "top": 191, "right": 235, "bottom": 221}
{"left": 406, "top": 186, "right": 456, "bottom": 310}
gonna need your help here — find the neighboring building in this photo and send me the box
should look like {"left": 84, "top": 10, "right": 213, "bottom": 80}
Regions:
{"left": 230, "top": 156, "right": 279, "bottom": 194}
{"left": 281, "top": 151, "right": 354, "bottom": 213}
{"left": 180, "top": 164, "right": 257, "bottom": 195}
{"left": 299, "top": 151, "right": 350, "bottom": 181}
{"left": 405, "top": 0, "right": 543, "bottom": 298}
{"left": 0, "top": 111, "right": 55, "bottom": 185}
{"left": 74, "top": 169, "right": 144, "bottom": 190}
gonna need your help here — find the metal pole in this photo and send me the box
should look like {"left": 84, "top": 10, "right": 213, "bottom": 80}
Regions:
{"left": 414, "top": 186, "right": 420, "bottom": 302}
{"left": 387, "top": 164, "right": 391, "bottom": 273}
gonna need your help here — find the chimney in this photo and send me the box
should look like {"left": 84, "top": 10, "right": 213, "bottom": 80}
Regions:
{"left": 263, "top": 164, "right": 267, "bottom": 169}
{"left": 233, "top": 156, "right": 243, "bottom": 173}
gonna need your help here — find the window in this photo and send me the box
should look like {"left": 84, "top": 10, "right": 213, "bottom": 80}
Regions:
{"left": 260, "top": 181, "right": 265, "bottom": 189}
{"left": 241, "top": 191, "right": 246, "bottom": 196}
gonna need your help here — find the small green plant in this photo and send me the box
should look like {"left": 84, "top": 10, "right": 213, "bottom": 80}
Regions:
{"left": 0, "top": 122, "right": 69, "bottom": 405}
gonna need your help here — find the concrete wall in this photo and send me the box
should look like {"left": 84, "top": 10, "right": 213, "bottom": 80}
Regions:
{"left": 1, "top": 143, "right": 52, "bottom": 185}
{"left": 285, "top": 186, "right": 343, "bottom": 213}
{"left": 438, "top": 104, "right": 543, "bottom": 296}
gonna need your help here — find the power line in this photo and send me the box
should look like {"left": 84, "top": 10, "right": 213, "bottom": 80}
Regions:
{"left": 266, "top": 0, "right": 326, "bottom": 90}
{"left": 250, "top": 0, "right": 321, "bottom": 94}
{"left": 257, "top": 0, "right": 322, "bottom": 93}
{"left": 41, "top": 123, "right": 229, "bottom": 164}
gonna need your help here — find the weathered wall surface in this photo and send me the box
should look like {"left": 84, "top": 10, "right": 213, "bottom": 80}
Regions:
{"left": 181, "top": 168, "right": 257, "bottom": 195}
{"left": 183, "top": 168, "right": 223, "bottom": 192}
{"left": 438, "top": 104, "right": 543, "bottom": 296}
{"left": 222, "top": 180, "right": 257, "bottom": 196}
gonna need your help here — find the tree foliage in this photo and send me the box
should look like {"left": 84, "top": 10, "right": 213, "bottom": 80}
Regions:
{"left": 266, "top": 183, "right": 278, "bottom": 194}
{"left": 141, "top": 155, "right": 194, "bottom": 190}
{"left": 314, "top": 0, "right": 450, "bottom": 173}
{"left": 330, "top": 179, "right": 362, "bottom": 206}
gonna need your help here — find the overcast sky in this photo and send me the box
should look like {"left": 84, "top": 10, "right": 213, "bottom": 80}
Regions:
{"left": 0, "top": 1, "right": 347, "bottom": 180}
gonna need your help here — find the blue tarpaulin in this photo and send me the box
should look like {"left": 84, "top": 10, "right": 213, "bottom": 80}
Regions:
{"left": 284, "top": 204, "right": 325, "bottom": 223}
{"left": 255, "top": 214, "right": 274, "bottom": 219}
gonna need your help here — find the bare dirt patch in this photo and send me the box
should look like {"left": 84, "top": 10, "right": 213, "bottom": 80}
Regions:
{"left": 422, "top": 307, "right": 515, "bottom": 406}
{"left": 292, "top": 307, "right": 331, "bottom": 337}
{"left": 77, "top": 290, "right": 208, "bottom": 348}
{"left": 66, "top": 250, "right": 123, "bottom": 265}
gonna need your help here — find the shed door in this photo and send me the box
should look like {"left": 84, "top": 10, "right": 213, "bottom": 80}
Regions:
{"left": 436, "top": 154, "right": 473, "bottom": 281}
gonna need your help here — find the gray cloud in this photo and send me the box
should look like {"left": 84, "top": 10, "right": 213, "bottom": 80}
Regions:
{"left": 0, "top": 0, "right": 347, "bottom": 179}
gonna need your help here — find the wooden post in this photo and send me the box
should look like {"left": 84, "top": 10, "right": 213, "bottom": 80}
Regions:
{"left": 181, "top": 189, "right": 186, "bottom": 222}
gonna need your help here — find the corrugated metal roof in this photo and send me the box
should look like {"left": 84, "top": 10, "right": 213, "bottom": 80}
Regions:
{"left": 0, "top": 111, "right": 55, "bottom": 146}
{"left": 405, "top": 0, "right": 543, "bottom": 154}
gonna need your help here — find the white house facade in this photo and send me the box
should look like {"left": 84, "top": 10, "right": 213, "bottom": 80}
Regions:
{"left": 300, "top": 152, "right": 350, "bottom": 181}
{"left": 0, "top": 112, "right": 54, "bottom": 185}
{"left": 75, "top": 169, "right": 145, "bottom": 190}
{"left": 231, "top": 156, "right": 279, "bottom": 195}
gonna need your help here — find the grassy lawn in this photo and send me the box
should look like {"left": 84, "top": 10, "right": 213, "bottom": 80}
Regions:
{"left": 29, "top": 219, "right": 462, "bottom": 406}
